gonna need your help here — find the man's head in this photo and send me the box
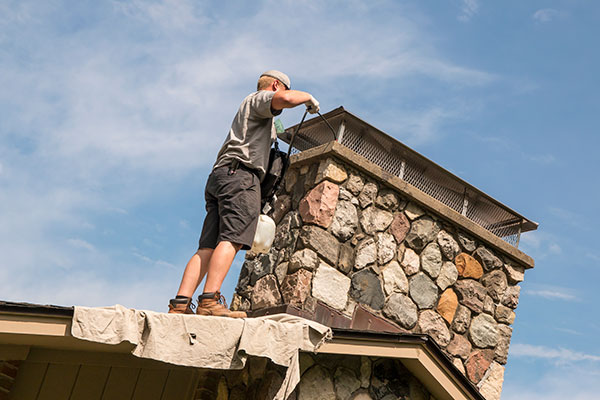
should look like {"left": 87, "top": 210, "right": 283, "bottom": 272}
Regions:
{"left": 257, "top": 70, "right": 290, "bottom": 92}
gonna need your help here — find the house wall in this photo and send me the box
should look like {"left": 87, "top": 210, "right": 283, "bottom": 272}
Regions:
{"left": 233, "top": 154, "right": 529, "bottom": 400}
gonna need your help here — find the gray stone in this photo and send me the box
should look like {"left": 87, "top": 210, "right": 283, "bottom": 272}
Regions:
{"left": 274, "top": 212, "right": 300, "bottom": 250}
{"left": 447, "top": 334, "right": 472, "bottom": 360}
{"left": 331, "top": 200, "right": 359, "bottom": 241}
{"left": 271, "top": 194, "right": 292, "bottom": 224}
{"left": 451, "top": 305, "right": 471, "bottom": 334}
{"left": 404, "top": 202, "right": 425, "bottom": 220}
{"left": 346, "top": 173, "right": 365, "bottom": 196}
{"left": 437, "top": 231, "right": 461, "bottom": 261}
{"left": 382, "top": 261, "right": 408, "bottom": 295}
{"left": 334, "top": 367, "right": 361, "bottom": 400}
{"left": 289, "top": 248, "right": 319, "bottom": 273}
{"left": 375, "top": 190, "right": 399, "bottom": 211}
{"left": 483, "top": 295, "right": 495, "bottom": 315}
{"left": 338, "top": 243, "right": 355, "bottom": 274}
{"left": 401, "top": 248, "right": 420, "bottom": 275}
{"left": 457, "top": 232, "right": 477, "bottom": 252}
{"left": 299, "top": 225, "right": 340, "bottom": 266}
{"left": 231, "top": 293, "right": 251, "bottom": 312}
{"left": 247, "top": 251, "right": 278, "bottom": 285}
{"left": 383, "top": 293, "right": 418, "bottom": 329}
{"left": 405, "top": 217, "right": 440, "bottom": 251}
{"left": 474, "top": 247, "right": 504, "bottom": 272}
{"left": 494, "top": 325, "right": 513, "bottom": 364}
{"left": 421, "top": 242, "right": 442, "bottom": 278}
{"left": 358, "top": 182, "right": 378, "bottom": 208}
{"left": 350, "top": 269, "right": 385, "bottom": 310}
{"left": 436, "top": 261, "right": 458, "bottom": 291}
{"left": 360, "top": 206, "right": 393, "bottom": 235}
{"left": 355, "top": 238, "right": 377, "bottom": 269}
{"left": 454, "top": 279, "right": 487, "bottom": 313}
{"left": 299, "top": 352, "right": 315, "bottom": 376}
{"left": 349, "top": 390, "right": 373, "bottom": 400}
{"left": 495, "top": 305, "right": 516, "bottom": 324}
{"left": 418, "top": 310, "right": 451, "bottom": 347}
{"left": 409, "top": 272, "right": 438, "bottom": 309}
{"left": 251, "top": 274, "right": 282, "bottom": 310}
{"left": 339, "top": 187, "right": 354, "bottom": 201}
{"left": 275, "top": 262, "right": 289, "bottom": 286}
{"left": 285, "top": 168, "right": 298, "bottom": 193}
{"left": 502, "top": 285, "right": 521, "bottom": 309}
{"left": 477, "top": 362, "right": 505, "bottom": 400}
{"left": 312, "top": 262, "right": 351, "bottom": 310}
{"left": 360, "top": 357, "right": 371, "bottom": 388}
{"left": 377, "top": 232, "right": 396, "bottom": 265}
{"left": 298, "top": 365, "right": 336, "bottom": 400}
{"left": 469, "top": 313, "right": 499, "bottom": 348}
{"left": 503, "top": 263, "right": 525, "bottom": 284}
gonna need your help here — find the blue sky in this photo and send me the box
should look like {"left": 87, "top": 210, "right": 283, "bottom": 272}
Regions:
{"left": 1, "top": 1, "right": 599, "bottom": 398}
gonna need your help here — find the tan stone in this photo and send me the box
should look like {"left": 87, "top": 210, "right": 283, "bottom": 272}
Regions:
{"left": 455, "top": 253, "right": 484, "bottom": 279}
{"left": 437, "top": 289, "right": 458, "bottom": 324}
{"left": 478, "top": 362, "right": 505, "bottom": 400}
{"left": 447, "top": 334, "right": 472, "bottom": 360}
{"left": 316, "top": 158, "right": 348, "bottom": 184}
{"left": 285, "top": 168, "right": 298, "bottom": 193}
{"left": 299, "top": 181, "right": 339, "bottom": 228}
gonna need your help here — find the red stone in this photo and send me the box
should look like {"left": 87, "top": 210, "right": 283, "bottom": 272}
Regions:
{"left": 299, "top": 181, "right": 339, "bottom": 228}
{"left": 389, "top": 213, "right": 411, "bottom": 244}
{"left": 465, "top": 349, "right": 494, "bottom": 383}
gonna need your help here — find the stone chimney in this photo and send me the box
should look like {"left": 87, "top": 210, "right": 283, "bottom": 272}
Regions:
{"left": 232, "top": 108, "right": 535, "bottom": 399}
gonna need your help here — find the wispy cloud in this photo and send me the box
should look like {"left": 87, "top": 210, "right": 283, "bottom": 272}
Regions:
{"left": 458, "top": 0, "right": 480, "bottom": 22}
{"left": 533, "top": 9, "right": 561, "bottom": 23}
{"left": 511, "top": 343, "right": 600, "bottom": 363}
{"left": 526, "top": 289, "right": 577, "bottom": 301}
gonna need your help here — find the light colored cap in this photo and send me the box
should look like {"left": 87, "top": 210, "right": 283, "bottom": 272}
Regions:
{"left": 260, "top": 70, "right": 291, "bottom": 89}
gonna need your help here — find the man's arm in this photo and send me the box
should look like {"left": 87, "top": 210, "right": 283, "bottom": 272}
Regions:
{"left": 271, "top": 90, "right": 319, "bottom": 113}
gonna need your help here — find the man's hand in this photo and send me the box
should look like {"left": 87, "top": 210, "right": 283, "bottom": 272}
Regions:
{"left": 305, "top": 95, "right": 320, "bottom": 114}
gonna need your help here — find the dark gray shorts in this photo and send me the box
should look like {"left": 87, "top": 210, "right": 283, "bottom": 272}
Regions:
{"left": 198, "top": 165, "right": 261, "bottom": 251}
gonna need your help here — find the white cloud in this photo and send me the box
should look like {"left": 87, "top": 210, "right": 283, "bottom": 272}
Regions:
{"left": 533, "top": 8, "right": 560, "bottom": 23}
{"left": 511, "top": 343, "right": 600, "bottom": 363}
{"left": 67, "top": 238, "right": 96, "bottom": 252}
{"left": 526, "top": 289, "right": 577, "bottom": 301}
{"left": 458, "top": 0, "right": 480, "bottom": 22}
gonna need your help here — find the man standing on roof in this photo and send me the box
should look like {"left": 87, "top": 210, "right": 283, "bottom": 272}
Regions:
{"left": 168, "top": 70, "right": 320, "bottom": 317}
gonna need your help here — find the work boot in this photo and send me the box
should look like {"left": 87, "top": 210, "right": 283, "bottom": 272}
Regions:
{"left": 168, "top": 297, "right": 196, "bottom": 314}
{"left": 196, "top": 292, "right": 247, "bottom": 318}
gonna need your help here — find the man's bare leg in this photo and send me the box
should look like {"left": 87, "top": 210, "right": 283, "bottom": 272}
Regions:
{"left": 175, "top": 248, "right": 214, "bottom": 298}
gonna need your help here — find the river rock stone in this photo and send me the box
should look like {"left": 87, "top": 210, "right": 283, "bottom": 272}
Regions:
{"left": 360, "top": 206, "right": 393, "bottom": 234}
{"left": 401, "top": 248, "right": 420, "bottom": 275}
{"left": 346, "top": 173, "right": 364, "bottom": 195}
{"left": 356, "top": 238, "right": 377, "bottom": 269}
{"left": 437, "top": 231, "right": 461, "bottom": 261}
{"left": 281, "top": 269, "right": 313, "bottom": 307}
{"left": 447, "top": 334, "right": 472, "bottom": 360}
{"left": 437, "top": 288, "right": 458, "bottom": 324}
{"left": 404, "top": 202, "right": 425, "bottom": 220}
{"left": 436, "top": 261, "right": 458, "bottom": 291}
{"left": 478, "top": 362, "right": 505, "bottom": 400}
{"left": 457, "top": 232, "right": 477, "bottom": 252}
{"left": 334, "top": 367, "right": 361, "bottom": 400}
{"left": 382, "top": 261, "right": 408, "bottom": 295}
{"left": 474, "top": 247, "right": 503, "bottom": 272}
{"left": 483, "top": 295, "right": 495, "bottom": 315}
{"left": 481, "top": 270, "right": 508, "bottom": 302}
{"left": 452, "top": 305, "right": 471, "bottom": 334}
{"left": 338, "top": 186, "right": 353, "bottom": 201}
{"left": 350, "top": 269, "right": 385, "bottom": 310}
{"left": 389, "top": 212, "right": 411, "bottom": 244}
{"left": 377, "top": 232, "right": 396, "bottom": 265}
{"left": 421, "top": 242, "right": 442, "bottom": 278}
{"left": 289, "top": 248, "right": 319, "bottom": 273}
{"left": 455, "top": 253, "right": 484, "bottom": 279}
{"left": 383, "top": 293, "right": 418, "bottom": 329}
{"left": 251, "top": 275, "right": 282, "bottom": 310}
{"left": 469, "top": 313, "right": 498, "bottom": 348}
{"left": 272, "top": 194, "right": 292, "bottom": 224}
{"left": 275, "top": 262, "right": 288, "bottom": 286}
{"left": 312, "top": 263, "right": 350, "bottom": 311}
{"left": 338, "top": 243, "right": 355, "bottom": 274}
{"left": 299, "top": 181, "right": 339, "bottom": 228}
{"left": 299, "top": 225, "right": 340, "bottom": 266}
{"left": 316, "top": 158, "right": 348, "bottom": 184}
{"left": 405, "top": 217, "right": 440, "bottom": 251}
{"left": 331, "top": 200, "right": 359, "bottom": 241}
{"left": 503, "top": 262, "right": 524, "bottom": 284}
{"left": 358, "top": 182, "right": 378, "bottom": 208}
{"left": 409, "top": 272, "right": 438, "bottom": 309}
{"left": 418, "top": 310, "right": 451, "bottom": 347}
{"left": 494, "top": 325, "right": 513, "bottom": 364}
{"left": 502, "top": 285, "right": 521, "bottom": 309}
{"left": 465, "top": 349, "right": 494, "bottom": 384}
{"left": 495, "top": 305, "right": 515, "bottom": 324}
{"left": 375, "top": 190, "right": 399, "bottom": 211}
{"left": 298, "top": 365, "right": 336, "bottom": 400}
{"left": 454, "top": 279, "right": 486, "bottom": 313}
{"left": 360, "top": 357, "right": 371, "bottom": 388}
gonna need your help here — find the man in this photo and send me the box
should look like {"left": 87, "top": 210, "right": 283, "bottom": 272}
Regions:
{"left": 168, "top": 70, "right": 319, "bottom": 317}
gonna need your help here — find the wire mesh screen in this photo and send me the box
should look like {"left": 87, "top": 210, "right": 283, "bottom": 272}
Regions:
{"left": 281, "top": 110, "right": 533, "bottom": 248}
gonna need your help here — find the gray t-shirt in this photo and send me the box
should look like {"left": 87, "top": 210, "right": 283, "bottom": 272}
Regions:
{"left": 213, "top": 90, "right": 280, "bottom": 180}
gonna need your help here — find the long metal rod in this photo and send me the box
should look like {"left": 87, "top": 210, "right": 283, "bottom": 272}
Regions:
{"left": 317, "top": 111, "right": 338, "bottom": 141}
{"left": 287, "top": 109, "right": 309, "bottom": 158}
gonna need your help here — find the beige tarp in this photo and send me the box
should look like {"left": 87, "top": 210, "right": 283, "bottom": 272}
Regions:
{"left": 71, "top": 305, "right": 331, "bottom": 400}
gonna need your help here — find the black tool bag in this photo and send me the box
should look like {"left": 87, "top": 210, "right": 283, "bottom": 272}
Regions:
{"left": 260, "top": 140, "right": 289, "bottom": 208}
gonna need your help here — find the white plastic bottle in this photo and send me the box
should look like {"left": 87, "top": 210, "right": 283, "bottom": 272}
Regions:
{"left": 250, "top": 214, "right": 276, "bottom": 254}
